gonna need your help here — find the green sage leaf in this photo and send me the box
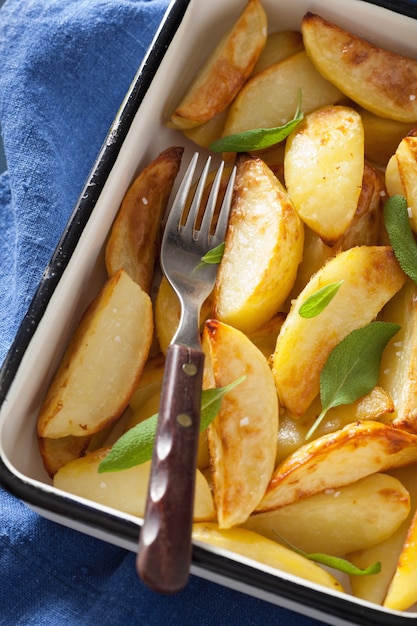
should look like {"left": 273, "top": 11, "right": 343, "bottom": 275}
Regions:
{"left": 299, "top": 281, "right": 344, "bottom": 318}
{"left": 195, "top": 242, "right": 225, "bottom": 270}
{"left": 98, "top": 376, "right": 245, "bottom": 473}
{"left": 383, "top": 194, "right": 417, "bottom": 284}
{"left": 306, "top": 321, "right": 401, "bottom": 440}
{"left": 210, "top": 91, "right": 303, "bottom": 153}
{"left": 274, "top": 531, "right": 381, "bottom": 576}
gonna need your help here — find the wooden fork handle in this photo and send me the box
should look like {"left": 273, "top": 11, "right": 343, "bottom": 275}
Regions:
{"left": 137, "top": 343, "right": 204, "bottom": 594}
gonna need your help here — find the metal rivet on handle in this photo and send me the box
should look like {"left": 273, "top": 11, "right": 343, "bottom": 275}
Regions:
{"left": 177, "top": 413, "right": 193, "bottom": 427}
{"left": 182, "top": 362, "right": 198, "bottom": 376}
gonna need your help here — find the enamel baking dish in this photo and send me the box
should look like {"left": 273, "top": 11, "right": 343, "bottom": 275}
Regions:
{"left": 1, "top": 1, "right": 417, "bottom": 623}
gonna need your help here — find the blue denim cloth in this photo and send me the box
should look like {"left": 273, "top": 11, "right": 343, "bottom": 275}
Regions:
{"left": 2, "top": 0, "right": 414, "bottom": 624}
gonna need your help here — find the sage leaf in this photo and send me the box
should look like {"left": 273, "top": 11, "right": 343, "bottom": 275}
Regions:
{"left": 274, "top": 531, "right": 381, "bottom": 576}
{"left": 98, "top": 376, "right": 245, "bottom": 473}
{"left": 306, "top": 321, "right": 401, "bottom": 440}
{"left": 195, "top": 242, "right": 225, "bottom": 270}
{"left": 210, "top": 91, "right": 303, "bottom": 153}
{"left": 383, "top": 194, "right": 417, "bottom": 284}
{"left": 299, "top": 281, "right": 344, "bottom": 318}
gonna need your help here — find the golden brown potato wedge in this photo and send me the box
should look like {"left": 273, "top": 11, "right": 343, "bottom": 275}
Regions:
{"left": 380, "top": 280, "right": 417, "bottom": 434}
{"left": 183, "top": 108, "right": 229, "bottom": 148}
{"left": 129, "top": 352, "right": 165, "bottom": 413}
{"left": 38, "top": 435, "right": 91, "bottom": 478}
{"left": 275, "top": 387, "right": 394, "bottom": 464}
{"left": 54, "top": 449, "right": 215, "bottom": 522}
{"left": 243, "top": 473, "right": 410, "bottom": 556}
{"left": 393, "top": 135, "right": 417, "bottom": 234}
{"left": 168, "top": 0, "right": 267, "bottom": 129}
{"left": 192, "top": 523, "right": 344, "bottom": 592}
{"left": 272, "top": 246, "right": 406, "bottom": 417}
{"left": 250, "top": 30, "right": 304, "bottom": 75}
{"left": 385, "top": 154, "right": 404, "bottom": 198}
{"left": 383, "top": 478, "right": 417, "bottom": 611}
{"left": 288, "top": 162, "right": 384, "bottom": 299}
{"left": 337, "top": 161, "right": 385, "bottom": 250}
{"left": 348, "top": 465, "right": 417, "bottom": 606}
{"left": 202, "top": 319, "right": 279, "bottom": 528}
{"left": 349, "top": 523, "right": 410, "bottom": 606}
{"left": 257, "top": 421, "right": 417, "bottom": 513}
{"left": 301, "top": 12, "right": 417, "bottom": 123}
{"left": 37, "top": 270, "right": 153, "bottom": 439}
{"left": 223, "top": 50, "right": 344, "bottom": 137}
{"left": 360, "top": 107, "right": 416, "bottom": 166}
{"left": 284, "top": 105, "right": 364, "bottom": 245}
{"left": 247, "top": 313, "right": 285, "bottom": 360}
{"left": 213, "top": 155, "right": 304, "bottom": 333}
{"left": 105, "top": 147, "right": 183, "bottom": 293}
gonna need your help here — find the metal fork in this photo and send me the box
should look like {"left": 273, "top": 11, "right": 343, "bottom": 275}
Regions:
{"left": 137, "top": 152, "right": 236, "bottom": 594}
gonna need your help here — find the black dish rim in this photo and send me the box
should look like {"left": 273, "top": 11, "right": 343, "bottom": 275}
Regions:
{"left": 1, "top": 1, "right": 417, "bottom": 623}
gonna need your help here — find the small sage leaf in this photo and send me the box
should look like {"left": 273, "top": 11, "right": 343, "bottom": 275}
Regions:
{"left": 273, "top": 531, "right": 381, "bottom": 576}
{"left": 98, "top": 376, "right": 245, "bottom": 473}
{"left": 195, "top": 242, "right": 225, "bottom": 270}
{"left": 299, "top": 281, "right": 344, "bottom": 318}
{"left": 306, "top": 321, "right": 401, "bottom": 440}
{"left": 383, "top": 194, "right": 417, "bottom": 284}
{"left": 210, "top": 91, "right": 303, "bottom": 153}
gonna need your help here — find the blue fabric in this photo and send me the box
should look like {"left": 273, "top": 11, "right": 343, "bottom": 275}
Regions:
{"left": 2, "top": 0, "right": 413, "bottom": 624}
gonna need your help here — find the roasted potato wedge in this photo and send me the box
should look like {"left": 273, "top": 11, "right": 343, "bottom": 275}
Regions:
{"left": 394, "top": 135, "right": 417, "bottom": 233}
{"left": 251, "top": 30, "right": 304, "bottom": 75}
{"left": 183, "top": 108, "right": 229, "bottom": 148}
{"left": 348, "top": 465, "right": 417, "bottom": 606}
{"left": 257, "top": 421, "right": 417, "bottom": 513}
{"left": 284, "top": 105, "right": 364, "bottom": 245}
{"left": 383, "top": 468, "right": 417, "bottom": 611}
{"left": 272, "top": 246, "right": 406, "bottom": 417}
{"left": 192, "top": 523, "right": 344, "bottom": 592}
{"left": 383, "top": 522, "right": 417, "bottom": 611}
{"left": 243, "top": 473, "right": 410, "bottom": 556}
{"left": 222, "top": 50, "right": 344, "bottom": 137}
{"left": 302, "top": 12, "right": 417, "bottom": 123}
{"left": 105, "top": 147, "right": 183, "bottom": 293}
{"left": 38, "top": 434, "right": 91, "bottom": 478}
{"left": 359, "top": 107, "right": 416, "bottom": 166}
{"left": 380, "top": 280, "right": 417, "bottom": 434}
{"left": 203, "top": 319, "right": 279, "bottom": 528}
{"left": 129, "top": 353, "right": 165, "bottom": 413}
{"left": 275, "top": 387, "right": 394, "bottom": 464}
{"left": 168, "top": 0, "right": 267, "bottom": 129}
{"left": 37, "top": 270, "right": 153, "bottom": 439}
{"left": 247, "top": 313, "right": 285, "bottom": 360}
{"left": 54, "top": 449, "right": 215, "bottom": 522}
{"left": 289, "top": 162, "right": 384, "bottom": 298}
{"left": 213, "top": 155, "right": 303, "bottom": 333}
{"left": 337, "top": 161, "right": 384, "bottom": 250}
{"left": 385, "top": 153, "right": 405, "bottom": 198}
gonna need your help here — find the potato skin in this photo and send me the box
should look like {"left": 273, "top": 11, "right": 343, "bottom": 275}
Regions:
{"left": 105, "top": 146, "right": 183, "bottom": 293}
{"left": 37, "top": 270, "right": 153, "bottom": 439}
{"left": 169, "top": 0, "right": 267, "bottom": 128}
{"left": 302, "top": 12, "right": 417, "bottom": 123}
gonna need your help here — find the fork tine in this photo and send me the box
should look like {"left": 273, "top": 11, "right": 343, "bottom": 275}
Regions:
{"left": 213, "top": 163, "right": 236, "bottom": 241}
{"left": 184, "top": 155, "right": 211, "bottom": 233}
{"left": 198, "top": 160, "right": 225, "bottom": 242}
{"left": 164, "top": 151, "right": 199, "bottom": 232}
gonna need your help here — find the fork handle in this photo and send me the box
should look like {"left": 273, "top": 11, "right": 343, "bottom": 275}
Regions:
{"left": 137, "top": 343, "right": 204, "bottom": 594}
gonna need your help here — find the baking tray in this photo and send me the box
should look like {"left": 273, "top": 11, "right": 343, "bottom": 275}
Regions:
{"left": 1, "top": 0, "right": 417, "bottom": 623}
